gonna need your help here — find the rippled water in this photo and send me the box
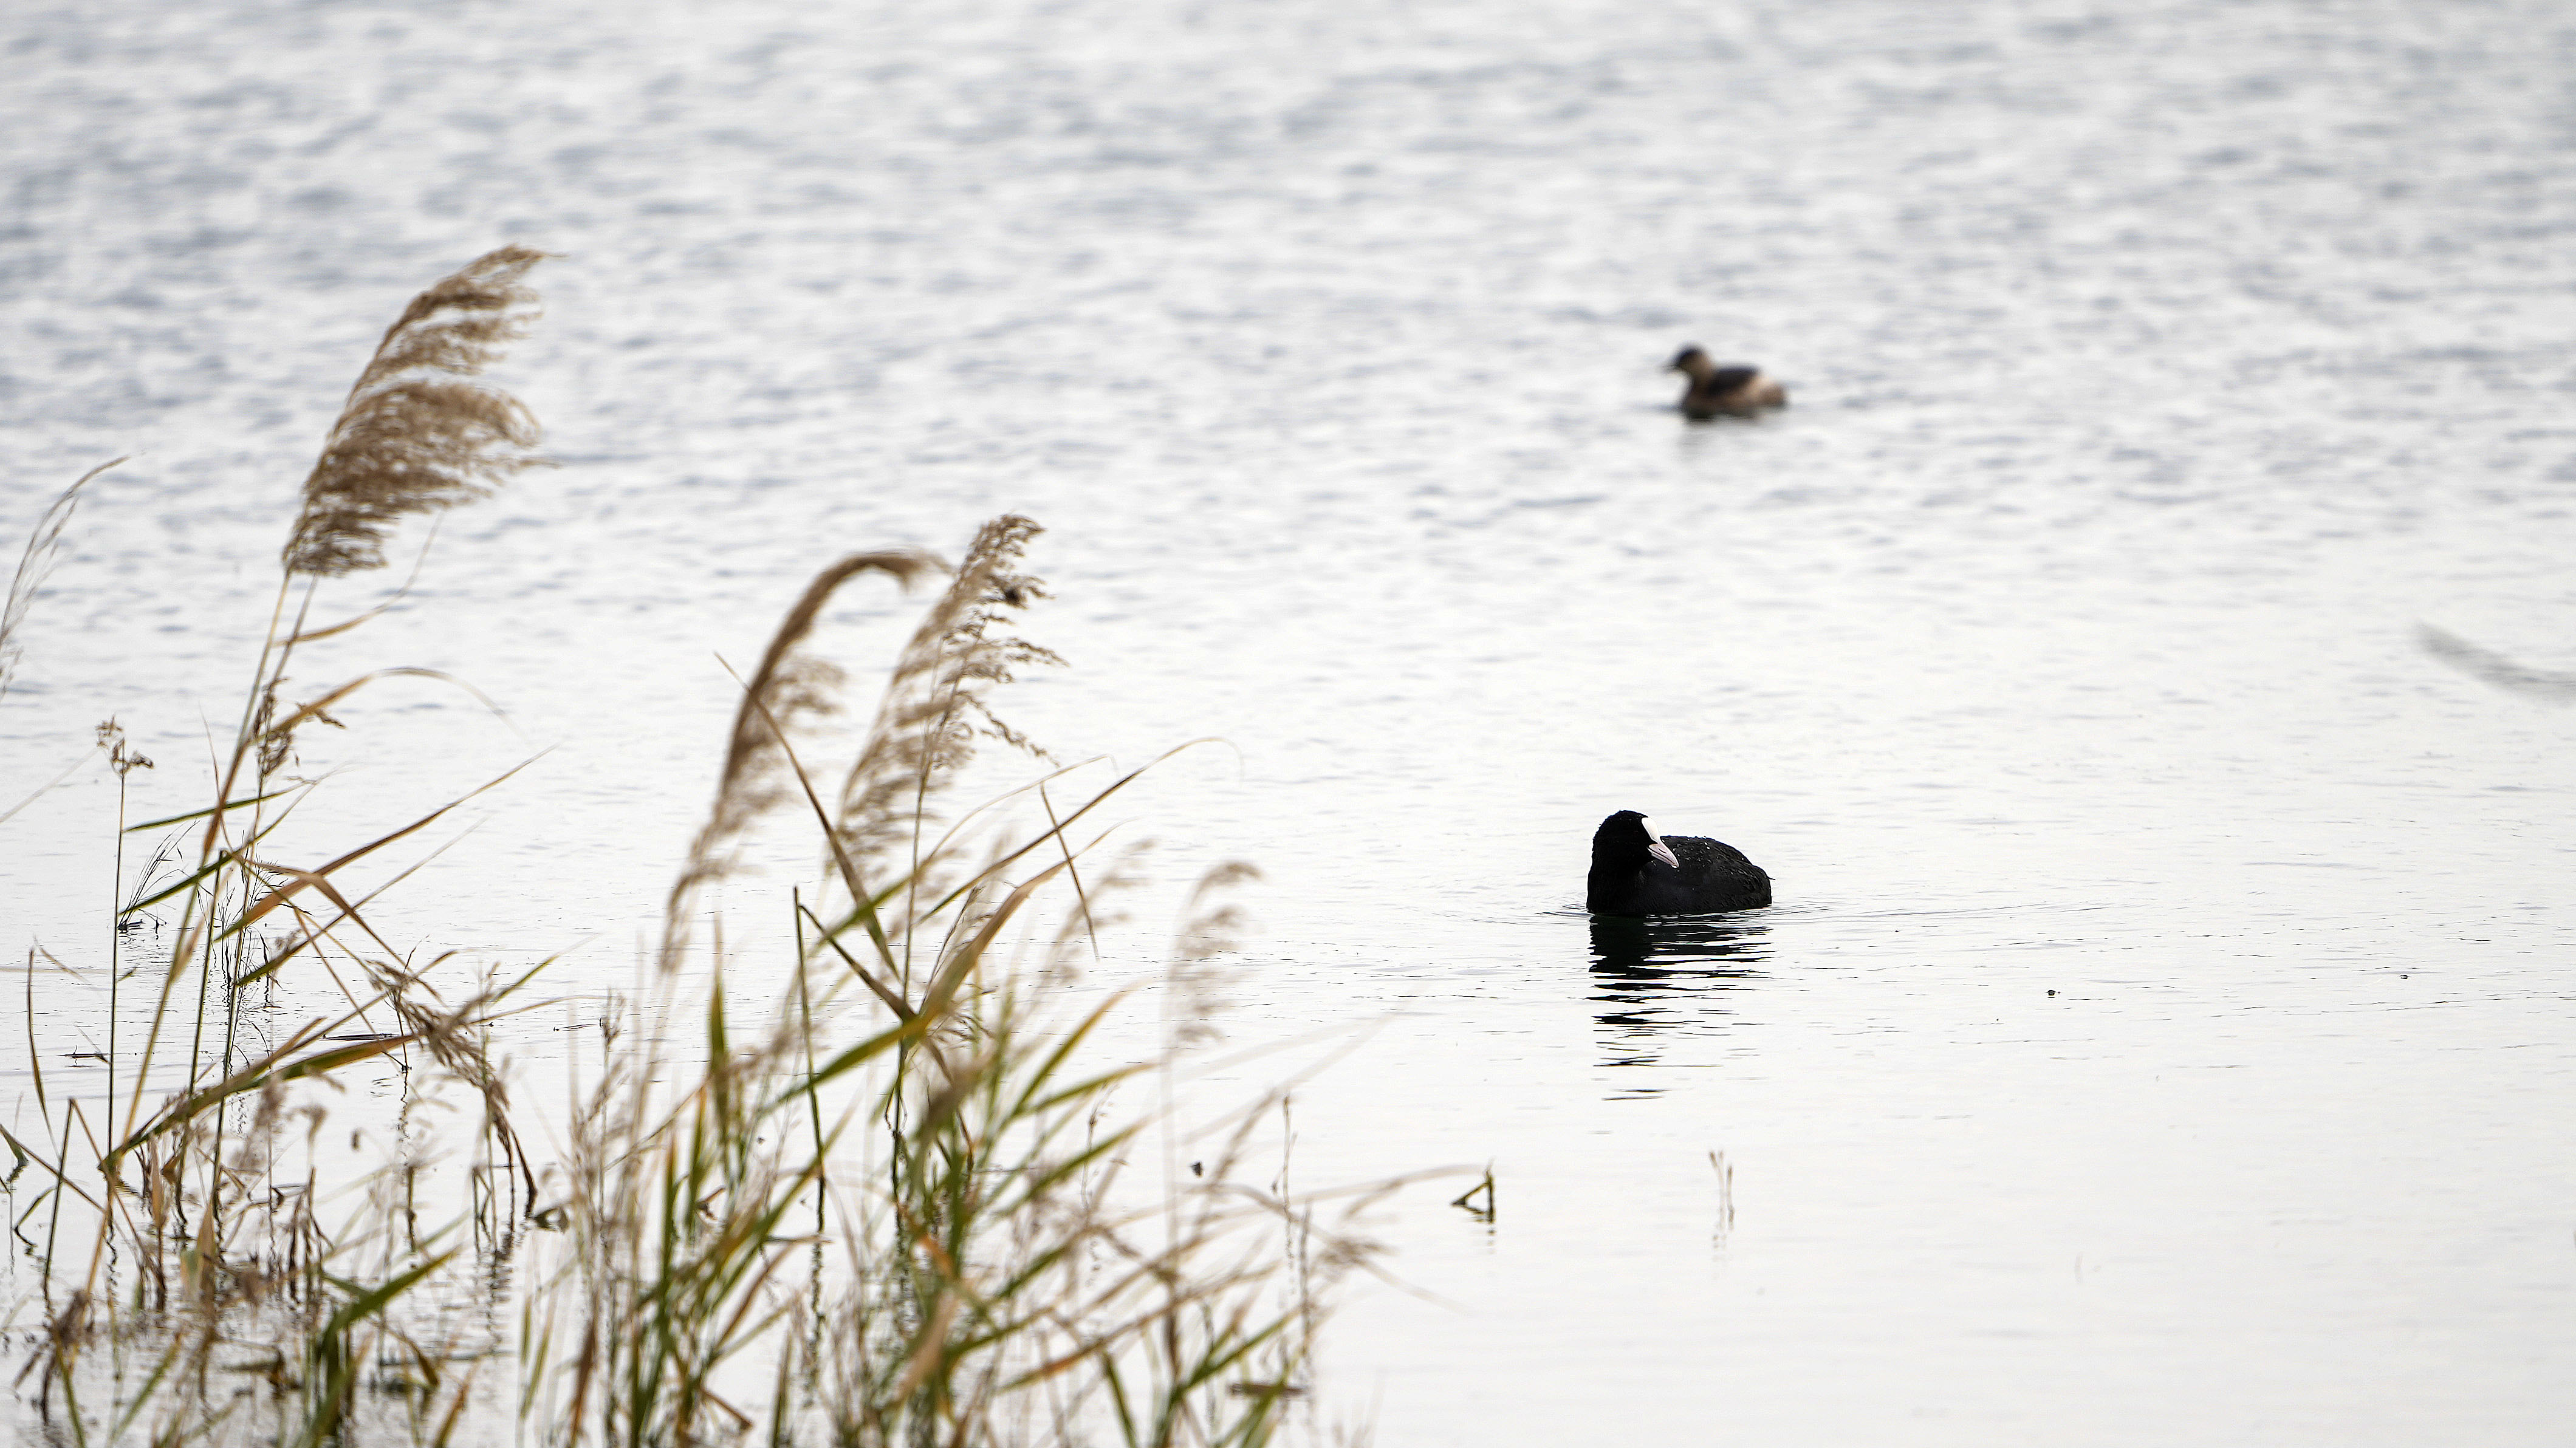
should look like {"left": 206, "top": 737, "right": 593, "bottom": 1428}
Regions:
{"left": 6, "top": 0, "right": 2575, "bottom": 1441}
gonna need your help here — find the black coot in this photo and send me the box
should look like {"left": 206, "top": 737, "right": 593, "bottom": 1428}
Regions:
{"left": 1586, "top": 810, "right": 1771, "bottom": 915}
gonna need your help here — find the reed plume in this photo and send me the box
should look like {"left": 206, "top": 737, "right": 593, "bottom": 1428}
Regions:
{"left": 1, "top": 459, "right": 120, "bottom": 705}
{"left": 280, "top": 245, "right": 550, "bottom": 578}
{"left": 663, "top": 548, "right": 942, "bottom": 971}
{"left": 834, "top": 515, "right": 1061, "bottom": 904}
{"left": 15, "top": 247, "right": 1400, "bottom": 1445}
{"left": 1165, "top": 859, "right": 1262, "bottom": 1052}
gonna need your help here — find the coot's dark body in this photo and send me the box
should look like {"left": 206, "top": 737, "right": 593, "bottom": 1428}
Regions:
{"left": 1586, "top": 810, "right": 1771, "bottom": 915}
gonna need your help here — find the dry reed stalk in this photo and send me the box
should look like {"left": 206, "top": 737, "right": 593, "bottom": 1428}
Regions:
{"left": 1, "top": 458, "right": 122, "bottom": 708}
{"left": 662, "top": 549, "right": 942, "bottom": 974}
{"left": 281, "top": 246, "right": 551, "bottom": 578}
{"left": 832, "top": 515, "right": 1060, "bottom": 947}
{"left": 196, "top": 245, "right": 549, "bottom": 876}
{"left": 1163, "top": 861, "right": 1262, "bottom": 1054}
{"left": 13, "top": 243, "right": 1412, "bottom": 1444}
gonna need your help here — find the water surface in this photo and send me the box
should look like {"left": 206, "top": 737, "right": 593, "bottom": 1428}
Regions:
{"left": 4, "top": 1, "right": 2573, "bottom": 1442}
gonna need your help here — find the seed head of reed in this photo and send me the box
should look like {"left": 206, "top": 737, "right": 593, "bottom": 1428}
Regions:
{"left": 833, "top": 514, "right": 1062, "bottom": 900}
{"left": 281, "top": 245, "right": 551, "bottom": 579}
{"left": 1, "top": 459, "right": 117, "bottom": 706}
{"left": 663, "top": 548, "right": 942, "bottom": 971}
{"left": 1163, "top": 861, "right": 1262, "bottom": 1053}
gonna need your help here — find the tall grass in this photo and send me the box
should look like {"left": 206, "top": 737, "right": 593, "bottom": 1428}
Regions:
{"left": 3, "top": 249, "right": 1394, "bottom": 1445}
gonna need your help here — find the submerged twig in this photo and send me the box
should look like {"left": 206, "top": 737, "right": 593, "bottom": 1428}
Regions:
{"left": 2420, "top": 624, "right": 2576, "bottom": 702}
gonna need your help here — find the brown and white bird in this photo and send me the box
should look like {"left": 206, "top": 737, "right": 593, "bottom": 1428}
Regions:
{"left": 1667, "top": 345, "right": 1787, "bottom": 418}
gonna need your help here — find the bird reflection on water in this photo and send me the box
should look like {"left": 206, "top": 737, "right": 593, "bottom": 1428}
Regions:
{"left": 1588, "top": 914, "right": 1770, "bottom": 1091}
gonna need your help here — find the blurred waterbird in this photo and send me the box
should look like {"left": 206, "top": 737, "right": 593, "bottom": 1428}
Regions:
{"left": 1587, "top": 810, "right": 1772, "bottom": 915}
{"left": 1668, "top": 346, "right": 1787, "bottom": 418}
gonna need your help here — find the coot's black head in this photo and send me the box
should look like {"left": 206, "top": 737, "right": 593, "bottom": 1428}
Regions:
{"left": 1667, "top": 345, "right": 1709, "bottom": 373}
{"left": 1593, "top": 810, "right": 1680, "bottom": 870}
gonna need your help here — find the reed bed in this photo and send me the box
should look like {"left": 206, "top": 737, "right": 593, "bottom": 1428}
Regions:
{"left": 2, "top": 248, "right": 1392, "bottom": 1446}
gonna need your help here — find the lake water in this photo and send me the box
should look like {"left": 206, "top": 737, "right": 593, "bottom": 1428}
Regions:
{"left": 4, "top": 0, "right": 2574, "bottom": 1442}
